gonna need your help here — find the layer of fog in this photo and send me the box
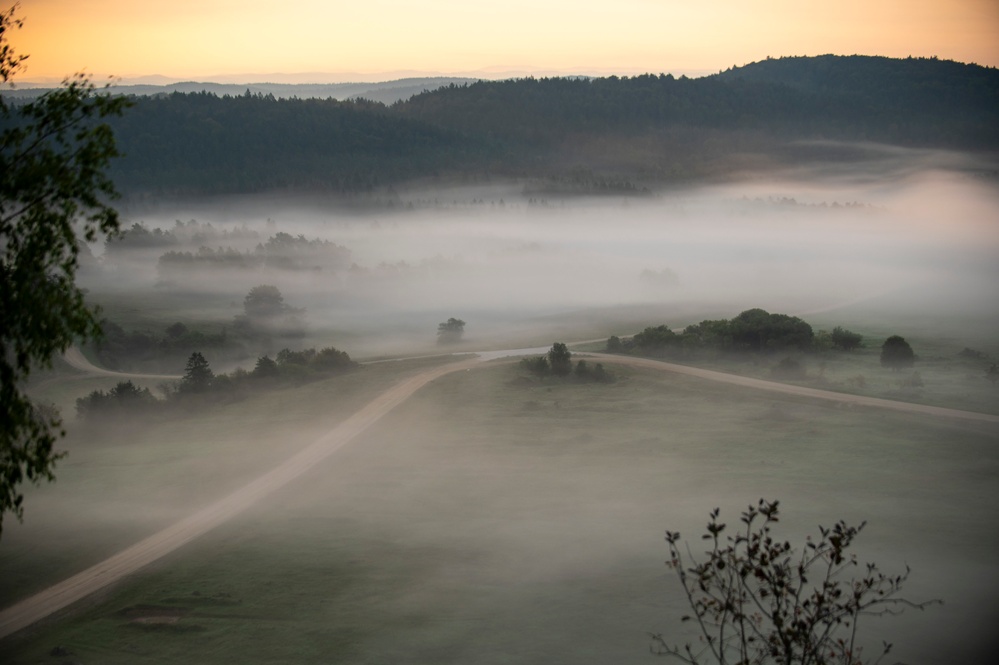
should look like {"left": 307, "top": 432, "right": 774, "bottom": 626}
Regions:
{"left": 6, "top": 146, "right": 997, "bottom": 663}
{"left": 86, "top": 146, "right": 999, "bottom": 359}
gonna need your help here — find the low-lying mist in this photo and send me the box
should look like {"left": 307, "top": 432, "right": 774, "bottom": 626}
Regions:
{"left": 88, "top": 149, "right": 997, "bottom": 359}
{"left": 5, "top": 146, "right": 997, "bottom": 664}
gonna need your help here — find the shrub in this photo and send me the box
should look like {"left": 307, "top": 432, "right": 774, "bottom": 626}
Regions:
{"left": 651, "top": 499, "right": 938, "bottom": 665}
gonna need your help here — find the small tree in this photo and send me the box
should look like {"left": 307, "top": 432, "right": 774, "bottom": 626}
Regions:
{"left": 986, "top": 363, "right": 999, "bottom": 386}
{"left": 252, "top": 355, "right": 278, "bottom": 378}
{"left": 548, "top": 342, "right": 572, "bottom": 376}
{"left": 520, "top": 355, "right": 549, "bottom": 377}
{"left": 236, "top": 285, "right": 305, "bottom": 337}
{"left": 437, "top": 317, "right": 466, "bottom": 344}
{"left": 651, "top": 499, "right": 937, "bottom": 665}
{"left": 179, "top": 352, "right": 213, "bottom": 393}
{"left": 880, "top": 335, "right": 914, "bottom": 371}
{"left": 831, "top": 327, "right": 863, "bottom": 351}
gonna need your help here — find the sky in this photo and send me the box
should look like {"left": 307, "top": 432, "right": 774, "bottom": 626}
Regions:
{"left": 7, "top": 0, "right": 999, "bottom": 83}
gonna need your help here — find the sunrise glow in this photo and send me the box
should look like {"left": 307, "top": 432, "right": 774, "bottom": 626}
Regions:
{"left": 9, "top": 0, "right": 999, "bottom": 83}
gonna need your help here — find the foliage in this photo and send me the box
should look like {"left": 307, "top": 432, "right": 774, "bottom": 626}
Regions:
{"left": 252, "top": 355, "right": 279, "bottom": 378}
{"left": 547, "top": 342, "right": 573, "bottom": 376}
{"left": 437, "top": 317, "right": 466, "bottom": 344}
{"left": 987, "top": 363, "right": 999, "bottom": 386}
{"left": 155, "top": 230, "right": 351, "bottom": 275}
{"left": 179, "top": 352, "right": 214, "bottom": 393}
{"left": 830, "top": 327, "right": 863, "bottom": 351}
{"left": 93, "top": 319, "right": 227, "bottom": 370}
{"left": 651, "top": 499, "right": 938, "bottom": 665}
{"left": 75, "top": 381, "right": 157, "bottom": 420}
{"left": 729, "top": 309, "right": 813, "bottom": 352}
{"left": 234, "top": 284, "right": 306, "bottom": 338}
{"left": 518, "top": 346, "right": 613, "bottom": 383}
{"left": 634, "top": 325, "right": 679, "bottom": 355}
{"left": 520, "top": 355, "right": 550, "bottom": 377}
{"left": 0, "top": 6, "right": 128, "bottom": 535}
{"left": 574, "top": 359, "right": 613, "bottom": 383}
{"left": 52, "top": 56, "right": 996, "bottom": 196}
{"left": 616, "top": 309, "right": 821, "bottom": 361}
{"left": 106, "top": 90, "right": 486, "bottom": 195}
{"left": 879, "top": 336, "right": 915, "bottom": 371}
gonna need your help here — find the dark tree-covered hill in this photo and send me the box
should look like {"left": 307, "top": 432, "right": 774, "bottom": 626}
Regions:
{"left": 83, "top": 55, "right": 999, "bottom": 196}
{"left": 107, "top": 91, "right": 503, "bottom": 194}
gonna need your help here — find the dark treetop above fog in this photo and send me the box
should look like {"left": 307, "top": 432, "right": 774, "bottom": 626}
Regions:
{"left": 18, "top": 55, "right": 992, "bottom": 196}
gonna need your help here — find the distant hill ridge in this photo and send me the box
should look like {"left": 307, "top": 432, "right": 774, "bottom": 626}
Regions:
{"left": 7, "top": 55, "right": 992, "bottom": 196}
{"left": 2, "top": 77, "right": 482, "bottom": 105}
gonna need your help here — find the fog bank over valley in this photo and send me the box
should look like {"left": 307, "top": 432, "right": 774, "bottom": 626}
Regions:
{"left": 88, "top": 154, "right": 999, "bottom": 359}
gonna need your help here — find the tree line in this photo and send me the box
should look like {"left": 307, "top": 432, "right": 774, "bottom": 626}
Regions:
{"left": 605, "top": 308, "right": 924, "bottom": 375}
{"left": 76, "top": 345, "right": 356, "bottom": 422}
{"left": 57, "top": 55, "right": 999, "bottom": 196}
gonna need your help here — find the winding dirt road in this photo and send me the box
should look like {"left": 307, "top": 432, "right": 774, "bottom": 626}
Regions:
{"left": 0, "top": 356, "right": 482, "bottom": 639}
{"left": 61, "top": 347, "right": 182, "bottom": 380}
{"left": 585, "top": 353, "right": 999, "bottom": 424}
{"left": 3, "top": 347, "right": 996, "bottom": 639}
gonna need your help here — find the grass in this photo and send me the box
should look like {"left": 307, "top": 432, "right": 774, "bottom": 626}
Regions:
{"left": 1, "top": 355, "right": 464, "bottom": 605}
{"left": 3, "top": 358, "right": 997, "bottom": 665}
{"left": 572, "top": 323, "right": 999, "bottom": 416}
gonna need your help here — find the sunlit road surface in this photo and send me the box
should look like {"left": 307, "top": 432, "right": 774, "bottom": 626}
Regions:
{"left": 3, "top": 347, "right": 997, "bottom": 639}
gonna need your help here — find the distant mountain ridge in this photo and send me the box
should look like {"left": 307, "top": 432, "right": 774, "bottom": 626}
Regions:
{"left": 2, "top": 77, "right": 482, "bottom": 105}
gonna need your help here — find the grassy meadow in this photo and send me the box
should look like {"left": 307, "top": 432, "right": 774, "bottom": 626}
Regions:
{"left": 2, "top": 351, "right": 997, "bottom": 664}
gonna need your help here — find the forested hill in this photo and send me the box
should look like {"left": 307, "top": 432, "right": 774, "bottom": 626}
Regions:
{"left": 94, "top": 55, "right": 998, "bottom": 196}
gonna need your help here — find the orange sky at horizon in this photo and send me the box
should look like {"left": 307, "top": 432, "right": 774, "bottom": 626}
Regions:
{"left": 7, "top": 0, "right": 999, "bottom": 83}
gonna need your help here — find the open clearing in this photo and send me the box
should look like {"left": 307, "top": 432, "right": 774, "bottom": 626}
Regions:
{"left": 2, "top": 350, "right": 997, "bottom": 664}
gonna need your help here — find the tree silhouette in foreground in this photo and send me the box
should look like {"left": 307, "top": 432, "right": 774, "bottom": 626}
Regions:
{"left": 0, "top": 5, "right": 129, "bottom": 536}
{"left": 651, "top": 499, "right": 938, "bottom": 665}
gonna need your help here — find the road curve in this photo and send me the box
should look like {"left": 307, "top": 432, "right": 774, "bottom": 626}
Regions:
{"left": 62, "top": 347, "right": 182, "bottom": 381}
{"left": 585, "top": 352, "right": 999, "bottom": 424}
{"left": 0, "top": 356, "right": 482, "bottom": 639}
{"left": 5, "top": 347, "right": 996, "bottom": 639}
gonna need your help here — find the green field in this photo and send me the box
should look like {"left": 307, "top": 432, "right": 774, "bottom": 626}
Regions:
{"left": 3, "top": 352, "right": 997, "bottom": 664}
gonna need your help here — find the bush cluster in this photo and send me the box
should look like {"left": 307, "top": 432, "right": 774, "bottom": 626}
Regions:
{"left": 77, "top": 347, "right": 356, "bottom": 421}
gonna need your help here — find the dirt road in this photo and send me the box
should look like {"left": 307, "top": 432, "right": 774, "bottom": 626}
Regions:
{"left": 0, "top": 356, "right": 481, "bottom": 639}
{"left": 4, "top": 348, "right": 996, "bottom": 639}
{"left": 61, "top": 347, "right": 182, "bottom": 380}
{"left": 585, "top": 353, "right": 999, "bottom": 424}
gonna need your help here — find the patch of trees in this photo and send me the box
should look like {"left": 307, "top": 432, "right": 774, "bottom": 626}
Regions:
{"left": 830, "top": 326, "right": 863, "bottom": 350}
{"left": 90, "top": 286, "right": 308, "bottom": 370}
{"left": 520, "top": 343, "right": 613, "bottom": 383}
{"left": 106, "top": 219, "right": 260, "bottom": 255}
{"left": 102, "top": 222, "right": 352, "bottom": 277}
{"left": 77, "top": 347, "right": 357, "bottom": 421}
{"left": 92, "top": 320, "right": 228, "bottom": 371}
{"left": 159, "top": 232, "right": 351, "bottom": 275}
{"left": 75, "top": 381, "right": 158, "bottom": 420}
{"left": 611, "top": 309, "right": 816, "bottom": 359}
{"left": 105, "top": 91, "right": 495, "bottom": 195}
